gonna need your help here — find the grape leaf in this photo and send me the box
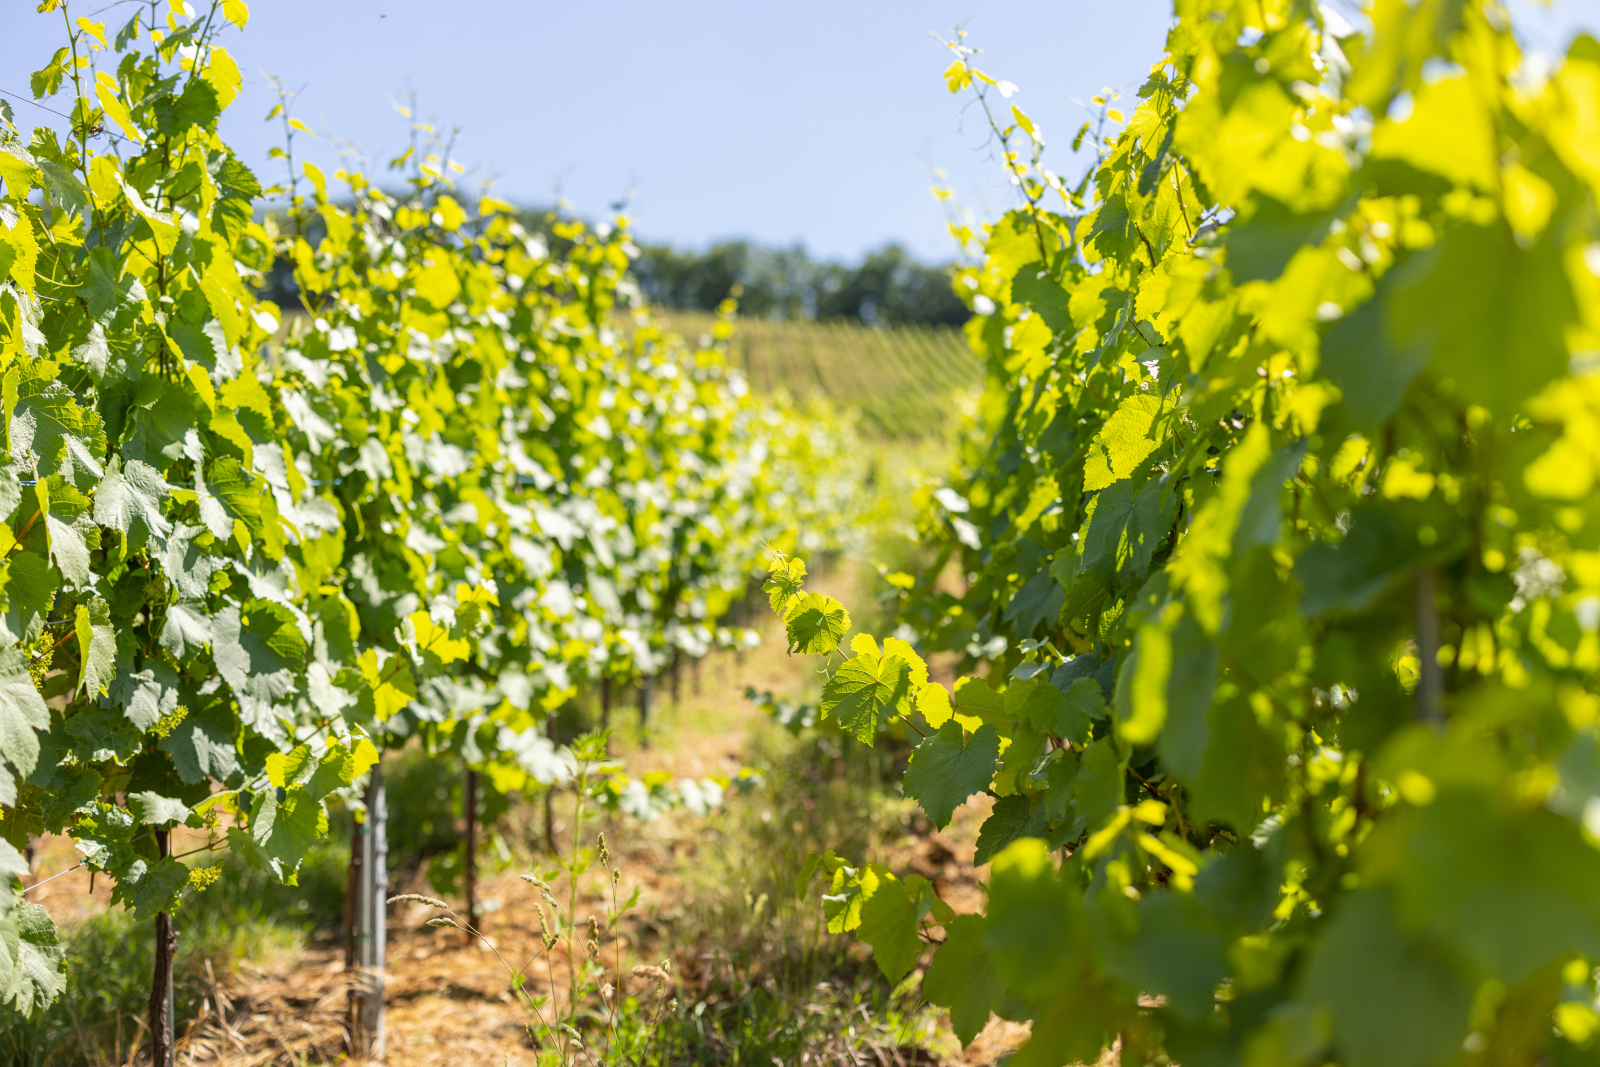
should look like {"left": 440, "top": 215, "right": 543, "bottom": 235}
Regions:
{"left": 0, "top": 649, "right": 48, "bottom": 781}
{"left": 93, "top": 457, "right": 170, "bottom": 553}
{"left": 784, "top": 592, "right": 850, "bottom": 655}
{"left": 821, "top": 640, "right": 916, "bottom": 742}
{"left": 857, "top": 870, "right": 926, "bottom": 984}
{"left": 159, "top": 601, "right": 211, "bottom": 659}
{"left": 1082, "top": 394, "right": 1165, "bottom": 492}
{"left": 903, "top": 723, "right": 1001, "bottom": 828}
{"left": 212, "top": 601, "right": 303, "bottom": 729}
{"left": 922, "top": 914, "right": 1002, "bottom": 1046}
{"left": 0, "top": 902, "right": 64, "bottom": 1016}
{"left": 764, "top": 555, "right": 807, "bottom": 616}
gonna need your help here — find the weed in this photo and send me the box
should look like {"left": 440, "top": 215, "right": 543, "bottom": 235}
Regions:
{"left": 392, "top": 730, "right": 676, "bottom": 1067}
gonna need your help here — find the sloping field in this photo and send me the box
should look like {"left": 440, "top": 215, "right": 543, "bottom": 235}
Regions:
{"left": 664, "top": 314, "right": 982, "bottom": 439}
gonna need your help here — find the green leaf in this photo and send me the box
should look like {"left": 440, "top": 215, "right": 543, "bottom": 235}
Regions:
{"left": 0, "top": 648, "right": 48, "bottom": 780}
{"left": 1390, "top": 222, "right": 1575, "bottom": 416}
{"left": 126, "top": 791, "right": 190, "bottom": 827}
{"left": 156, "top": 523, "right": 225, "bottom": 601}
{"left": 821, "top": 642, "right": 915, "bottom": 742}
{"left": 110, "top": 856, "right": 191, "bottom": 917}
{"left": 43, "top": 511, "right": 91, "bottom": 589}
{"left": 921, "top": 676, "right": 1007, "bottom": 731}
{"left": 0, "top": 460, "right": 23, "bottom": 524}
{"left": 764, "top": 555, "right": 807, "bottom": 616}
{"left": 784, "top": 592, "right": 850, "bottom": 655}
{"left": 984, "top": 838, "right": 1080, "bottom": 998}
{"left": 0, "top": 902, "right": 64, "bottom": 1016}
{"left": 974, "top": 794, "right": 1048, "bottom": 866}
{"left": 1082, "top": 394, "right": 1165, "bottom": 492}
{"left": 1155, "top": 615, "right": 1219, "bottom": 782}
{"left": 159, "top": 707, "right": 239, "bottom": 785}
{"left": 1002, "top": 568, "right": 1064, "bottom": 637}
{"left": 1072, "top": 739, "right": 1124, "bottom": 832}
{"left": 241, "top": 785, "right": 326, "bottom": 878}
{"left": 81, "top": 246, "right": 147, "bottom": 323}
{"left": 1301, "top": 891, "right": 1474, "bottom": 1067}
{"left": 1295, "top": 508, "right": 1413, "bottom": 617}
{"left": 9, "top": 370, "right": 105, "bottom": 491}
{"left": 92, "top": 457, "right": 170, "bottom": 553}
{"left": 199, "top": 457, "right": 284, "bottom": 557}
{"left": 1, "top": 552, "right": 57, "bottom": 644}
{"left": 412, "top": 259, "right": 461, "bottom": 309}
{"left": 1320, "top": 295, "right": 1427, "bottom": 430}
{"left": 109, "top": 661, "right": 180, "bottom": 732}
{"left": 74, "top": 596, "right": 114, "bottom": 698}
{"left": 856, "top": 870, "right": 923, "bottom": 983}
{"left": 1168, "top": 420, "right": 1273, "bottom": 633}
{"left": 1223, "top": 197, "right": 1333, "bottom": 283}
{"left": 1008, "top": 675, "right": 1091, "bottom": 744}
{"left": 922, "top": 914, "right": 1002, "bottom": 1046}
{"left": 159, "top": 601, "right": 211, "bottom": 659}
{"left": 212, "top": 601, "right": 304, "bottom": 728}
{"left": 1060, "top": 677, "right": 1107, "bottom": 739}
{"left": 903, "top": 723, "right": 1001, "bottom": 828}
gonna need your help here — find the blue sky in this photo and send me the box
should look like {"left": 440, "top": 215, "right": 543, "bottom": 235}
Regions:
{"left": 2, "top": 1, "right": 1597, "bottom": 261}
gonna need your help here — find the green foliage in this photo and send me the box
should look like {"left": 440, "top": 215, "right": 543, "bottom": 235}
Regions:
{"left": 0, "top": 0, "right": 859, "bottom": 1017}
{"left": 773, "top": 4, "right": 1600, "bottom": 1064}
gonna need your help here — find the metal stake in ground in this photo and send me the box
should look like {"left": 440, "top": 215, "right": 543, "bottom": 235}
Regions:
{"left": 351, "top": 766, "right": 387, "bottom": 1057}
{"left": 463, "top": 766, "right": 479, "bottom": 934}
{"left": 638, "top": 674, "right": 654, "bottom": 747}
{"left": 149, "top": 829, "right": 176, "bottom": 1067}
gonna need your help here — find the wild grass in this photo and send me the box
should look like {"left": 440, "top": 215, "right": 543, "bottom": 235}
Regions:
{"left": 628, "top": 723, "right": 949, "bottom": 1065}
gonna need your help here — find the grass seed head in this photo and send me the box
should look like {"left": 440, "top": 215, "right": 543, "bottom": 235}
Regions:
{"left": 389, "top": 893, "right": 451, "bottom": 910}
{"left": 597, "top": 832, "right": 610, "bottom": 867}
{"left": 631, "top": 964, "right": 670, "bottom": 984}
{"left": 426, "top": 916, "right": 459, "bottom": 929}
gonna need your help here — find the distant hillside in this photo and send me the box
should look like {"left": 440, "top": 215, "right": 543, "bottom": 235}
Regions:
{"left": 663, "top": 313, "right": 981, "bottom": 440}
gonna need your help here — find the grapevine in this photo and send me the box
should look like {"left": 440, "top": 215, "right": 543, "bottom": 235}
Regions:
{"left": 772, "top": 4, "right": 1600, "bottom": 1065}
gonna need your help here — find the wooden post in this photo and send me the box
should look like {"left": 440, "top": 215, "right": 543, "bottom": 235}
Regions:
{"left": 600, "top": 676, "right": 611, "bottom": 730}
{"left": 149, "top": 830, "right": 176, "bottom": 1067}
{"left": 350, "top": 766, "right": 387, "bottom": 1058}
{"left": 463, "top": 767, "right": 479, "bottom": 933}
